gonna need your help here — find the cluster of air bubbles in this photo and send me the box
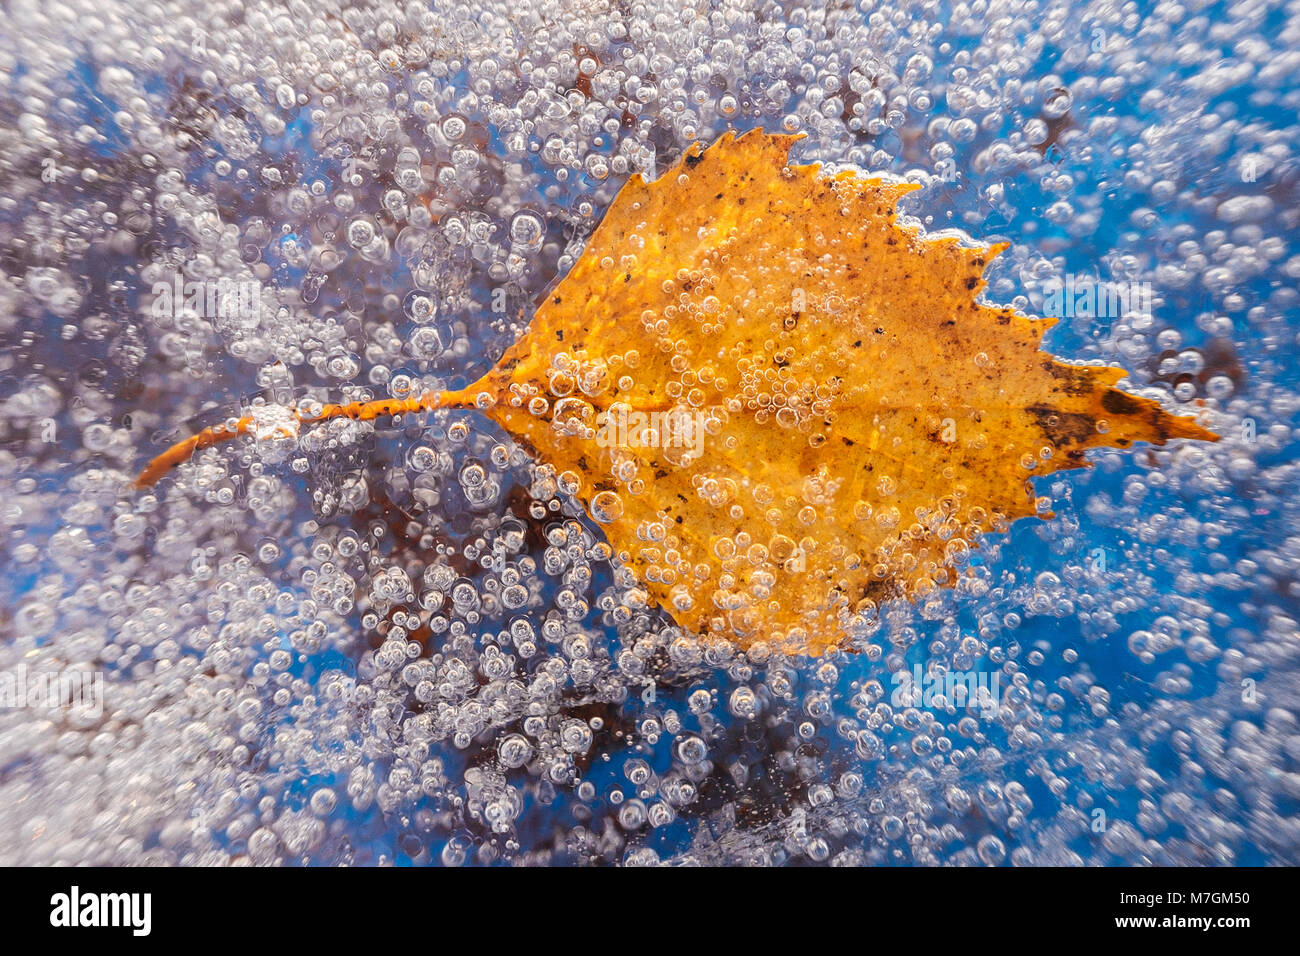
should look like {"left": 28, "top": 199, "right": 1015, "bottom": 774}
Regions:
{"left": 0, "top": 0, "right": 1296, "bottom": 866}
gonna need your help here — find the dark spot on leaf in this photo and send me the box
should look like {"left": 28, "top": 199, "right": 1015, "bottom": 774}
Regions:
{"left": 1026, "top": 404, "right": 1095, "bottom": 447}
{"left": 1101, "top": 389, "right": 1141, "bottom": 416}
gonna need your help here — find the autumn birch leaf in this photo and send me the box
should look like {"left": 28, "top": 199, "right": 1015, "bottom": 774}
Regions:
{"left": 437, "top": 129, "right": 1218, "bottom": 653}
{"left": 138, "top": 129, "right": 1218, "bottom": 655}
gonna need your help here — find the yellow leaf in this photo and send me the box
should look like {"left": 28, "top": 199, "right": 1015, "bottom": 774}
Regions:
{"left": 138, "top": 129, "right": 1218, "bottom": 654}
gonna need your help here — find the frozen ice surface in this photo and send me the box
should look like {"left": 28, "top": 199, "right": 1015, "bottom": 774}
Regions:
{"left": 0, "top": 0, "right": 1298, "bottom": 865}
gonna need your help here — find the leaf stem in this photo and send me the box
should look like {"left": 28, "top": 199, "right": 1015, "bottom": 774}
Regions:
{"left": 133, "top": 389, "right": 479, "bottom": 488}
